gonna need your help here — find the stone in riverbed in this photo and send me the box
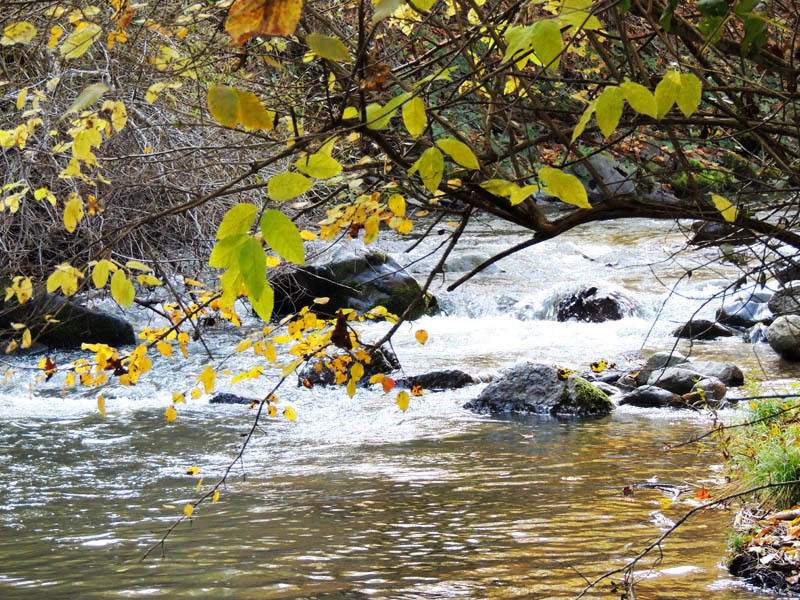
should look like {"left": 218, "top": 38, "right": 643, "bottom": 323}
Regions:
{"left": 210, "top": 393, "right": 253, "bottom": 404}
{"left": 555, "top": 286, "right": 638, "bottom": 323}
{"left": 768, "top": 281, "right": 800, "bottom": 317}
{"left": 464, "top": 362, "right": 613, "bottom": 417}
{"left": 717, "top": 290, "right": 773, "bottom": 327}
{"left": 767, "top": 315, "right": 800, "bottom": 361}
{"left": 634, "top": 351, "right": 689, "bottom": 386}
{"left": 395, "top": 370, "right": 477, "bottom": 391}
{"left": 618, "top": 385, "right": 685, "bottom": 408}
{"left": 672, "top": 319, "right": 736, "bottom": 340}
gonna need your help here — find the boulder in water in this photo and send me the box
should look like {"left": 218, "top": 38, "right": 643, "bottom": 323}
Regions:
{"left": 767, "top": 315, "right": 800, "bottom": 361}
{"left": 298, "top": 344, "right": 400, "bottom": 387}
{"left": 271, "top": 244, "right": 437, "bottom": 321}
{"left": 210, "top": 393, "right": 253, "bottom": 404}
{"left": 646, "top": 366, "right": 705, "bottom": 395}
{"left": 717, "top": 291, "right": 773, "bottom": 327}
{"left": 672, "top": 319, "right": 736, "bottom": 340}
{"left": 395, "top": 370, "right": 477, "bottom": 391}
{"left": 768, "top": 281, "right": 800, "bottom": 317}
{"left": 634, "top": 351, "right": 689, "bottom": 386}
{"left": 464, "top": 362, "right": 613, "bottom": 417}
{"left": 555, "top": 286, "right": 637, "bottom": 323}
{"left": 619, "top": 385, "right": 685, "bottom": 408}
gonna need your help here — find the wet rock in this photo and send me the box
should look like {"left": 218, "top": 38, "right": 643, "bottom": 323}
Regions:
{"left": 646, "top": 366, "right": 705, "bottom": 395}
{"left": 634, "top": 351, "right": 689, "bottom": 386}
{"left": 767, "top": 315, "right": 800, "bottom": 361}
{"left": 567, "top": 153, "right": 636, "bottom": 201}
{"left": 443, "top": 253, "right": 498, "bottom": 274}
{"left": 464, "top": 362, "right": 613, "bottom": 417}
{"left": 1, "top": 291, "right": 135, "bottom": 349}
{"left": 395, "top": 370, "right": 477, "bottom": 391}
{"left": 672, "top": 319, "right": 736, "bottom": 340}
{"left": 689, "top": 221, "right": 754, "bottom": 246}
{"left": 271, "top": 244, "right": 437, "bottom": 321}
{"left": 210, "top": 393, "right": 253, "bottom": 404}
{"left": 775, "top": 260, "right": 800, "bottom": 284}
{"left": 618, "top": 385, "right": 685, "bottom": 408}
{"left": 555, "top": 286, "right": 637, "bottom": 323}
{"left": 682, "top": 377, "right": 727, "bottom": 407}
{"left": 615, "top": 373, "right": 638, "bottom": 390}
{"left": 717, "top": 291, "right": 773, "bottom": 327}
{"left": 768, "top": 281, "right": 800, "bottom": 317}
{"left": 728, "top": 551, "right": 800, "bottom": 594}
{"left": 299, "top": 344, "right": 400, "bottom": 387}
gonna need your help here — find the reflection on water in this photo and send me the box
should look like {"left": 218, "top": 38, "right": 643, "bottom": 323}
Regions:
{"left": 0, "top": 407, "right": 772, "bottom": 599}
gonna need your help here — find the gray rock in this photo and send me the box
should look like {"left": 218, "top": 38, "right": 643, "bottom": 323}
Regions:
{"left": 464, "top": 362, "right": 613, "bottom": 417}
{"left": 555, "top": 286, "right": 638, "bottom": 323}
{"left": 567, "top": 153, "right": 636, "bottom": 200}
{"left": 768, "top": 281, "right": 800, "bottom": 317}
{"left": 272, "top": 245, "right": 437, "bottom": 320}
{"left": 687, "top": 360, "right": 744, "bottom": 387}
{"left": 619, "top": 385, "right": 685, "bottom": 408}
{"left": 1, "top": 291, "right": 135, "bottom": 349}
{"left": 682, "top": 377, "right": 727, "bottom": 407}
{"left": 767, "top": 315, "right": 800, "bottom": 361}
{"left": 717, "top": 291, "right": 773, "bottom": 327}
{"left": 647, "top": 366, "right": 704, "bottom": 394}
{"left": 672, "top": 319, "right": 736, "bottom": 340}
{"left": 635, "top": 351, "right": 689, "bottom": 386}
{"left": 210, "top": 393, "right": 253, "bottom": 404}
{"left": 395, "top": 370, "right": 477, "bottom": 391}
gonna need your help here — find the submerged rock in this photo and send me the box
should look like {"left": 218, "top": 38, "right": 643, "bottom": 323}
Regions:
{"left": 272, "top": 244, "right": 437, "bottom": 320}
{"left": 767, "top": 315, "right": 800, "bottom": 361}
{"left": 464, "top": 362, "right": 613, "bottom": 417}
{"left": 1, "top": 291, "right": 135, "bottom": 349}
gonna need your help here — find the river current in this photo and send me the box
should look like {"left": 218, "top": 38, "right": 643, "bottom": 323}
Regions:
{"left": 0, "top": 215, "right": 793, "bottom": 598}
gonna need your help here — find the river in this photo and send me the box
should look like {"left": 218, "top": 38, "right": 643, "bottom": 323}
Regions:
{"left": 0, "top": 214, "right": 790, "bottom": 598}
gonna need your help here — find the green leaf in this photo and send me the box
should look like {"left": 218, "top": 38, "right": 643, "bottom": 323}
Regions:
{"left": 110, "top": 269, "right": 135, "bottom": 308}
{"left": 539, "top": 167, "right": 590, "bottom": 209}
{"left": 698, "top": 0, "right": 728, "bottom": 17}
{"left": 209, "top": 234, "right": 248, "bottom": 269}
{"left": 659, "top": 0, "right": 679, "bottom": 31}
{"left": 655, "top": 71, "right": 681, "bottom": 119}
{"left": 712, "top": 194, "right": 738, "bottom": 222}
{"left": 342, "top": 106, "right": 359, "bottom": 119}
{"left": 595, "top": 86, "right": 624, "bottom": 138}
{"left": 268, "top": 172, "right": 312, "bottom": 201}
{"left": 260, "top": 209, "right": 305, "bottom": 265}
{"left": 366, "top": 93, "right": 408, "bottom": 130}
{"left": 220, "top": 268, "right": 242, "bottom": 305}
{"left": 237, "top": 237, "right": 267, "bottom": 301}
{"left": 620, "top": 81, "right": 658, "bottom": 119}
{"left": 207, "top": 85, "right": 238, "bottom": 128}
{"left": 409, "top": 147, "right": 444, "bottom": 194}
{"left": 295, "top": 153, "right": 342, "bottom": 179}
{"left": 306, "top": 32, "right": 352, "bottom": 62}
{"left": 436, "top": 138, "right": 480, "bottom": 170}
{"left": 217, "top": 203, "right": 257, "bottom": 239}
{"left": 402, "top": 96, "right": 427, "bottom": 138}
{"left": 677, "top": 73, "right": 702, "bottom": 117}
{"left": 62, "top": 83, "right": 109, "bottom": 120}
{"left": 741, "top": 15, "right": 768, "bottom": 55}
{"left": 530, "top": 19, "right": 563, "bottom": 70}
{"left": 571, "top": 102, "right": 596, "bottom": 142}
{"left": 560, "top": 0, "right": 604, "bottom": 31}
{"left": 250, "top": 282, "right": 274, "bottom": 323}
{"left": 373, "top": 0, "right": 403, "bottom": 22}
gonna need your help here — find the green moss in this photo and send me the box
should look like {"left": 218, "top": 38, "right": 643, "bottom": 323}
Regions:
{"left": 671, "top": 158, "right": 737, "bottom": 194}
{"left": 564, "top": 376, "right": 613, "bottom": 414}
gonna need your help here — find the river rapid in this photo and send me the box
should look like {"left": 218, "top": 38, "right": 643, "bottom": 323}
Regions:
{"left": 0, "top": 214, "right": 794, "bottom": 599}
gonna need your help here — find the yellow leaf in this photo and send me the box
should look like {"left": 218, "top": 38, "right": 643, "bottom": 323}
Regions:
{"left": 98, "top": 395, "right": 105, "bottom": 417}
{"left": 60, "top": 23, "right": 102, "bottom": 59}
{"left": 265, "top": 255, "right": 281, "bottom": 268}
{"left": 1, "top": 22, "right": 37, "bottom": 46}
{"left": 235, "top": 88, "right": 275, "bottom": 131}
{"left": 48, "top": 25, "right": 63, "bottom": 48}
{"left": 712, "top": 194, "right": 738, "bottom": 223}
{"left": 351, "top": 362, "right": 365, "bottom": 382}
{"left": 197, "top": 365, "right": 216, "bottom": 394}
{"left": 387, "top": 194, "right": 406, "bottom": 217}
{"left": 195, "top": 478, "right": 203, "bottom": 492}
{"left": 295, "top": 153, "right": 342, "bottom": 179}
{"left": 191, "top": 388, "right": 202, "bottom": 399}
{"left": 165, "top": 405, "right": 178, "bottom": 422}
{"left": 538, "top": 167, "right": 590, "bottom": 209}
{"left": 186, "top": 466, "right": 199, "bottom": 475}
{"left": 313, "top": 297, "right": 329, "bottom": 304}
{"left": 655, "top": 71, "right": 681, "bottom": 119}
{"left": 34, "top": 187, "right": 57, "bottom": 207}
{"left": 409, "top": 147, "right": 444, "bottom": 194}
{"left": 92, "top": 259, "right": 113, "bottom": 288}
{"left": 363, "top": 214, "right": 380, "bottom": 244}
{"left": 110, "top": 269, "right": 135, "bottom": 307}
{"left": 157, "top": 341, "right": 173, "bottom": 357}
{"left": 102, "top": 100, "right": 128, "bottom": 132}
{"left": 226, "top": 0, "right": 303, "bottom": 45}
{"left": 65, "top": 372, "right": 75, "bottom": 386}
{"left": 415, "top": 330, "right": 428, "bottom": 344}
{"left": 137, "top": 274, "right": 163, "bottom": 287}
{"left": 172, "top": 392, "right": 185, "bottom": 404}
{"left": 16, "top": 87, "right": 28, "bottom": 110}
{"left": 212, "top": 490, "right": 220, "bottom": 503}
{"left": 677, "top": 72, "right": 702, "bottom": 117}
{"left": 620, "top": 81, "right": 657, "bottom": 119}
{"left": 595, "top": 86, "right": 624, "bottom": 139}
{"left": 63, "top": 194, "right": 84, "bottom": 233}
{"left": 184, "top": 503, "right": 194, "bottom": 518}
{"left": 236, "top": 339, "right": 252, "bottom": 352}
{"left": 436, "top": 138, "right": 480, "bottom": 170}
{"left": 396, "top": 391, "right": 410, "bottom": 411}
{"left": 299, "top": 229, "right": 317, "bottom": 240}
{"left": 346, "top": 377, "right": 357, "bottom": 397}
{"left": 283, "top": 405, "right": 297, "bottom": 422}
{"left": 21, "top": 328, "right": 31, "bottom": 349}
{"left": 402, "top": 96, "right": 427, "bottom": 138}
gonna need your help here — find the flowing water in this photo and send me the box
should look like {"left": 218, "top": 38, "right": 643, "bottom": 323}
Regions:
{"left": 0, "top": 215, "right": 794, "bottom": 599}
